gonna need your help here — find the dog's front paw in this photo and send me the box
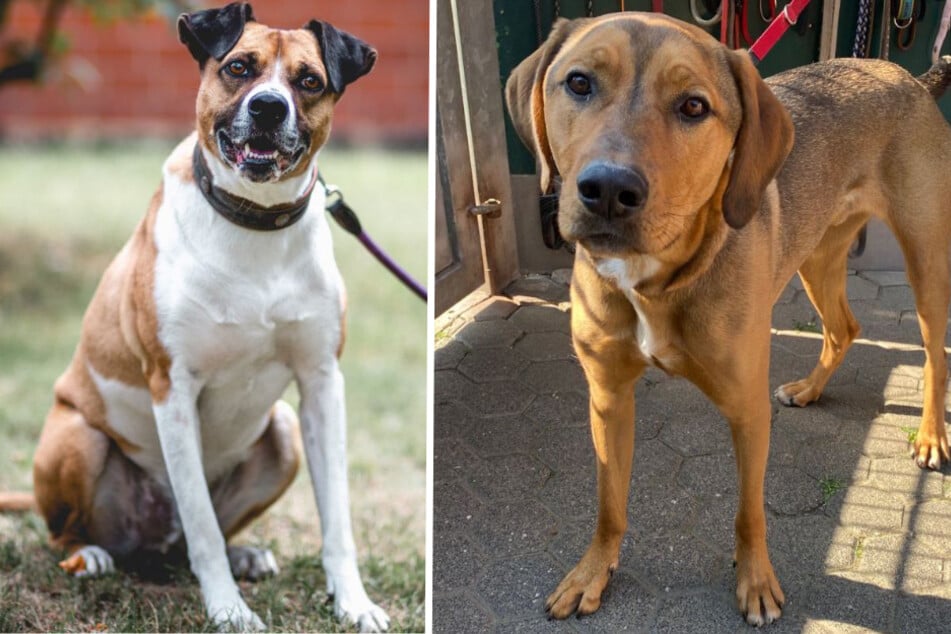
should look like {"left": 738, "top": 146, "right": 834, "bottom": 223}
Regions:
{"left": 59, "top": 545, "right": 115, "bottom": 577}
{"left": 227, "top": 545, "right": 279, "bottom": 581}
{"left": 774, "top": 379, "right": 819, "bottom": 407}
{"left": 734, "top": 549, "right": 784, "bottom": 626}
{"left": 911, "top": 426, "right": 950, "bottom": 470}
{"left": 545, "top": 543, "right": 619, "bottom": 619}
{"left": 206, "top": 596, "right": 265, "bottom": 632}
{"left": 332, "top": 588, "right": 390, "bottom": 632}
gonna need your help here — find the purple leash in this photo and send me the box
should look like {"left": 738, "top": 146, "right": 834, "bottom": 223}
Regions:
{"left": 319, "top": 175, "right": 428, "bottom": 302}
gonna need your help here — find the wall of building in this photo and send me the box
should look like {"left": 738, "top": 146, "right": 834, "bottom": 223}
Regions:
{"left": 0, "top": 1, "right": 428, "bottom": 143}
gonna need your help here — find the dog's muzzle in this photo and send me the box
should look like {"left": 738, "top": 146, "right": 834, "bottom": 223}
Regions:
{"left": 215, "top": 91, "right": 308, "bottom": 183}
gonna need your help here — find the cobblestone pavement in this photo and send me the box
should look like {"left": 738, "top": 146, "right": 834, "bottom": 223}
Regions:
{"left": 433, "top": 270, "right": 951, "bottom": 633}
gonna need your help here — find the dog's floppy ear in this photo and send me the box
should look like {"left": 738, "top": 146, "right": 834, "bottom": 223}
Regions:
{"left": 305, "top": 20, "right": 377, "bottom": 96}
{"left": 505, "top": 18, "right": 583, "bottom": 193}
{"left": 722, "top": 50, "right": 794, "bottom": 229}
{"left": 178, "top": 2, "right": 254, "bottom": 68}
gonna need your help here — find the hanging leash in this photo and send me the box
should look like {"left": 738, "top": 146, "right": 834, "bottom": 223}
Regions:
{"left": 748, "top": 0, "right": 812, "bottom": 64}
{"left": 319, "top": 175, "right": 427, "bottom": 302}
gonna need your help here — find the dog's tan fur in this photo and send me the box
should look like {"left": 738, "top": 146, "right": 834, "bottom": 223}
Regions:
{"left": 507, "top": 12, "right": 951, "bottom": 625}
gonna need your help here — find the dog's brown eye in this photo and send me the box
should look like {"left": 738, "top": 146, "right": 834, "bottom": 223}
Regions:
{"left": 226, "top": 60, "right": 249, "bottom": 77}
{"left": 299, "top": 75, "right": 324, "bottom": 92}
{"left": 566, "top": 72, "right": 592, "bottom": 97}
{"left": 680, "top": 97, "right": 709, "bottom": 119}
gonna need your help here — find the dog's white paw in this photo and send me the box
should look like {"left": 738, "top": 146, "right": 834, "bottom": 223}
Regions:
{"left": 61, "top": 545, "right": 115, "bottom": 578}
{"left": 227, "top": 545, "right": 279, "bottom": 581}
{"left": 206, "top": 596, "right": 265, "bottom": 633}
{"left": 333, "top": 588, "right": 390, "bottom": 632}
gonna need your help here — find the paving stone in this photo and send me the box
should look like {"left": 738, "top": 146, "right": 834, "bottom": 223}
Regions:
{"left": 463, "top": 413, "right": 539, "bottom": 457}
{"left": 794, "top": 434, "right": 870, "bottom": 483}
{"left": 435, "top": 340, "right": 468, "bottom": 370}
{"left": 537, "top": 468, "right": 598, "bottom": 522}
{"left": 468, "top": 499, "right": 560, "bottom": 560}
{"left": 524, "top": 391, "right": 589, "bottom": 428}
{"left": 892, "top": 584, "right": 951, "bottom": 631}
{"left": 509, "top": 304, "right": 571, "bottom": 333}
{"left": 773, "top": 401, "right": 845, "bottom": 439}
{"left": 576, "top": 571, "right": 657, "bottom": 632}
{"left": 455, "top": 319, "right": 524, "bottom": 349}
{"left": 629, "top": 481, "right": 700, "bottom": 536}
{"left": 469, "top": 296, "right": 519, "bottom": 321}
{"left": 433, "top": 590, "right": 495, "bottom": 633}
{"left": 823, "top": 486, "right": 905, "bottom": 531}
{"left": 513, "top": 331, "right": 574, "bottom": 361}
{"left": 497, "top": 615, "right": 579, "bottom": 633}
{"left": 434, "top": 529, "right": 486, "bottom": 591}
{"left": 767, "top": 514, "right": 856, "bottom": 583}
{"left": 434, "top": 438, "right": 480, "bottom": 483}
{"left": 806, "top": 382, "right": 884, "bottom": 422}
{"left": 845, "top": 275, "right": 880, "bottom": 301}
{"left": 475, "top": 554, "right": 565, "bottom": 622}
{"left": 534, "top": 425, "right": 596, "bottom": 473}
{"left": 505, "top": 275, "right": 571, "bottom": 304}
{"left": 852, "top": 419, "right": 914, "bottom": 458}
{"left": 800, "top": 571, "right": 896, "bottom": 632}
{"left": 435, "top": 400, "right": 474, "bottom": 440}
{"left": 906, "top": 499, "right": 951, "bottom": 542}
{"left": 775, "top": 284, "right": 798, "bottom": 305}
{"left": 653, "top": 590, "right": 744, "bottom": 633}
{"left": 855, "top": 365, "right": 923, "bottom": 400}
{"left": 766, "top": 465, "right": 823, "bottom": 515}
{"left": 521, "top": 359, "right": 586, "bottom": 394}
{"left": 631, "top": 439, "right": 684, "bottom": 487}
{"left": 867, "top": 457, "right": 946, "bottom": 499}
{"left": 630, "top": 531, "right": 733, "bottom": 593}
{"left": 878, "top": 283, "right": 916, "bottom": 309}
{"left": 433, "top": 478, "right": 486, "bottom": 533}
{"left": 856, "top": 533, "right": 945, "bottom": 591}
{"left": 457, "top": 382, "right": 537, "bottom": 417}
{"left": 652, "top": 384, "right": 732, "bottom": 457}
{"left": 858, "top": 270, "right": 908, "bottom": 288}
{"left": 457, "top": 347, "right": 530, "bottom": 383}
{"left": 435, "top": 369, "right": 476, "bottom": 403}
{"left": 467, "top": 453, "right": 553, "bottom": 503}
{"left": 692, "top": 492, "right": 738, "bottom": 554}
{"left": 772, "top": 301, "right": 820, "bottom": 332}
{"left": 679, "top": 453, "right": 738, "bottom": 497}
{"left": 770, "top": 331, "right": 823, "bottom": 359}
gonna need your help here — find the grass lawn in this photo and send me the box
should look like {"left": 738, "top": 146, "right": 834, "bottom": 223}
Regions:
{"left": 0, "top": 141, "right": 427, "bottom": 632}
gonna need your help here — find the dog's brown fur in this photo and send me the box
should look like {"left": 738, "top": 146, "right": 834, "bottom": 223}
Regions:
{"left": 506, "top": 12, "right": 951, "bottom": 626}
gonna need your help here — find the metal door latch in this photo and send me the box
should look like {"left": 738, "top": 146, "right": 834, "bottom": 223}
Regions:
{"left": 468, "top": 198, "right": 502, "bottom": 218}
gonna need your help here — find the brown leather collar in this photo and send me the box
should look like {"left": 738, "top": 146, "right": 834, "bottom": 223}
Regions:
{"left": 192, "top": 143, "right": 318, "bottom": 231}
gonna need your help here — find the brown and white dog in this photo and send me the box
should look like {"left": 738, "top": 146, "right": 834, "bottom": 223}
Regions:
{"left": 507, "top": 11, "right": 951, "bottom": 627}
{"left": 0, "top": 3, "right": 388, "bottom": 631}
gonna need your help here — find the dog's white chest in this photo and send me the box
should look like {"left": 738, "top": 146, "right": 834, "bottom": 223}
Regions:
{"left": 595, "top": 257, "right": 669, "bottom": 364}
{"left": 102, "top": 172, "right": 342, "bottom": 483}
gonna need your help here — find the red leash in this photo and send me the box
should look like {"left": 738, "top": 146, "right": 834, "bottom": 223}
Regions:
{"left": 748, "top": 0, "right": 812, "bottom": 64}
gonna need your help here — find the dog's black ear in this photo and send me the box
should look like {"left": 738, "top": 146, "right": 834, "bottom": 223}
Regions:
{"left": 178, "top": 2, "right": 255, "bottom": 68}
{"left": 505, "top": 18, "right": 585, "bottom": 193}
{"left": 305, "top": 20, "right": 377, "bottom": 96}
{"left": 721, "top": 49, "right": 794, "bottom": 229}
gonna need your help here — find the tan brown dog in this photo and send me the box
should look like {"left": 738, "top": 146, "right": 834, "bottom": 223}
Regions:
{"left": 506, "top": 12, "right": 951, "bottom": 626}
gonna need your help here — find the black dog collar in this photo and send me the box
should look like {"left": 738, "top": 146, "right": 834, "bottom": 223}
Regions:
{"left": 192, "top": 143, "right": 317, "bottom": 231}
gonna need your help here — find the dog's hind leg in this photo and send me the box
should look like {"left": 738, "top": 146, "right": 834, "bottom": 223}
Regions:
{"left": 210, "top": 400, "right": 301, "bottom": 580}
{"left": 892, "top": 223, "right": 951, "bottom": 469}
{"left": 775, "top": 217, "right": 868, "bottom": 407}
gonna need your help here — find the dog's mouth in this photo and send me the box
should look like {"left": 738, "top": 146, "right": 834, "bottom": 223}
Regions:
{"left": 216, "top": 129, "right": 308, "bottom": 182}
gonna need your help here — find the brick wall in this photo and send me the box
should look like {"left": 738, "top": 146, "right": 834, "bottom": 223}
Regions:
{"left": 0, "top": 1, "right": 428, "bottom": 143}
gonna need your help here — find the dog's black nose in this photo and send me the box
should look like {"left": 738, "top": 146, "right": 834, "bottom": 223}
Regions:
{"left": 248, "top": 93, "right": 289, "bottom": 129}
{"left": 576, "top": 161, "right": 649, "bottom": 220}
